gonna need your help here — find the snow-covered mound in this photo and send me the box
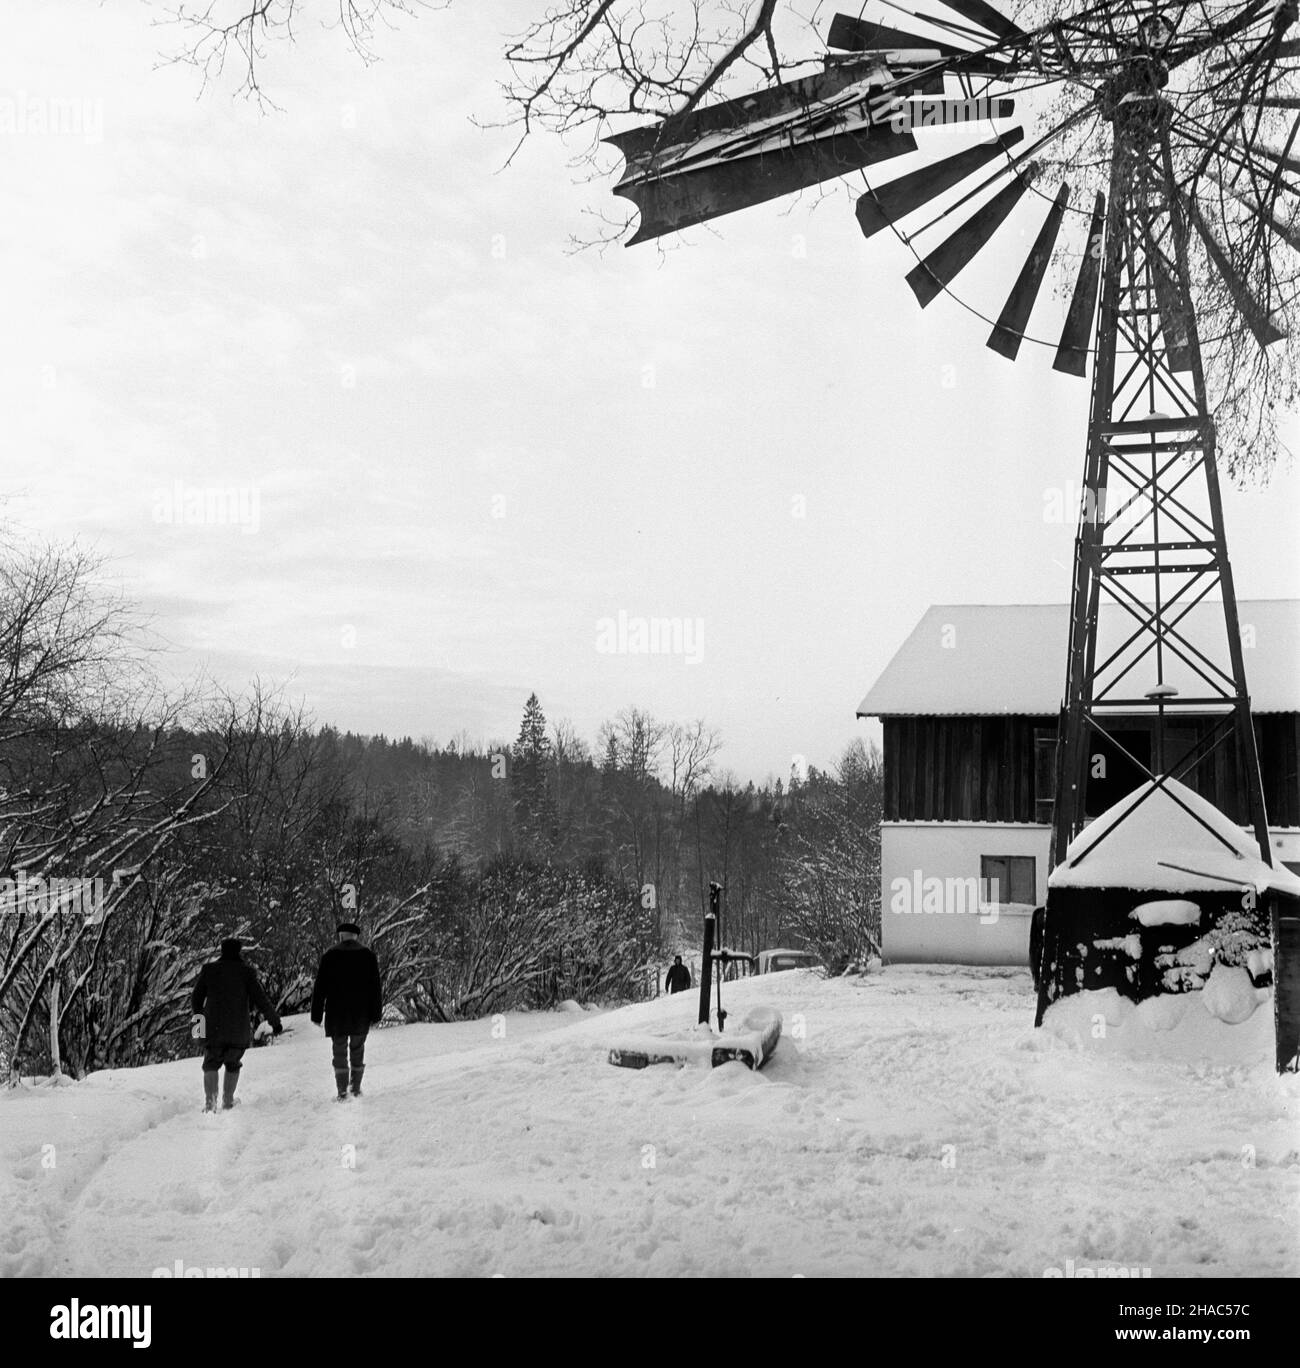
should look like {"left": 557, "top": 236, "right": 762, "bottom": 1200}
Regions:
{"left": 1042, "top": 980, "right": 1273, "bottom": 1064}
{"left": 1132, "top": 898, "right": 1201, "bottom": 927}
{"left": 1201, "top": 964, "right": 1261, "bottom": 1026}
{"left": 3, "top": 967, "right": 1297, "bottom": 1278}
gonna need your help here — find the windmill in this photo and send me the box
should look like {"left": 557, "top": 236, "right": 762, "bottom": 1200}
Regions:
{"left": 598, "top": 1, "right": 1300, "bottom": 1064}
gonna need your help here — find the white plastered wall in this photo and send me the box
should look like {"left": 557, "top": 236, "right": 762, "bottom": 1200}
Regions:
{"left": 882, "top": 822, "right": 1300, "bottom": 963}
{"left": 881, "top": 822, "right": 1050, "bottom": 964}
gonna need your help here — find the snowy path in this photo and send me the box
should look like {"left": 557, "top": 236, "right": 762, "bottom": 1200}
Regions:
{"left": 3, "top": 968, "right": 1297, "bottom": 1277}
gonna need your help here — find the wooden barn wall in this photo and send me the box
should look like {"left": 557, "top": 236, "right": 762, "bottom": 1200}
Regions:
{"left": 883, "top": 715, "right": 1055, "bottom": 823}
{"left": 882, "top": 713, "right": 1300, "bottom": 826}
{"left": 1177, "top": 715, "right": 1299, "bottom": 827}
{"left": 1258, "top": 715, "right": 1300, "bottom": 828}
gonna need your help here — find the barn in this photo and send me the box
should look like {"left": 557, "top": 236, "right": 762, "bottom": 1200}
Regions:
{"left": 857, "top": 600, "right": 1300, "bottom": 965}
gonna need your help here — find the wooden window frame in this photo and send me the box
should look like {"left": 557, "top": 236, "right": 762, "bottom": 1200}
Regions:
{"left": 980, "top": 854, "right": 1037, "bottom": 905}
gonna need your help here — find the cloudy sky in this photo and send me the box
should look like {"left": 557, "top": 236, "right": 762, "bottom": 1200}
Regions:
{"left": 3, "top": 1, "right": 1297, "bottom": 782}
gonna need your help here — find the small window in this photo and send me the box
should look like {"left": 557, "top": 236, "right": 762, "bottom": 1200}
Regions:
{"left": 981, "top": 855, "right": 1036, "bottom": 905}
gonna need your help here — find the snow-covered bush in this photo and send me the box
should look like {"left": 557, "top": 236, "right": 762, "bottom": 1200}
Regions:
{"left": 412, "top": 857, "right": 653, "bottom": 1022}
{"left": 778, "top": 741, "right": 882, "bottom": 975}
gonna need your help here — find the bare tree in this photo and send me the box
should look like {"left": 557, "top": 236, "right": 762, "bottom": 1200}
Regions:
{"left": 359, "top": 880, "right": 438, "bottom": 1020}
{"left": 596, "top": 706, "right": 671, "bottom": 929}
{"left": 498, "top": 0, "right": 815, "bottom": 156}
{"left": 156, "top": 0, "right": 445, "bottom": 103}
{"left": 552, "top": 717, "right": 590, "bottom": 768}
{"left": 604, "top": 706, "right": 668, "bottom": 781}
{"left": 51, "top": 868, "right": 215, "bottom": 1076}
{"left": 666, "top": 718, "right": 720, "bottom": 818}
{"left": 0, "top": 544, "right": 248, "bottom": 1078}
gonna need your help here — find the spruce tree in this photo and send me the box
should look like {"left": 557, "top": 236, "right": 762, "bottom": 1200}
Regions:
{"left": 511, "top": 693, "right": 554, "bottom": 852}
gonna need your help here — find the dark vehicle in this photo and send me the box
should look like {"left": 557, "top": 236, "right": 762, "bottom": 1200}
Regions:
{"left": 755, "top": 949, "right": 818, "bottom": 974}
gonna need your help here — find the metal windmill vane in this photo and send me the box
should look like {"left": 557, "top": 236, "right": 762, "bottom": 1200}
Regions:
{"left": 600, "top": 0, "right": 1300, "bottom": 1057}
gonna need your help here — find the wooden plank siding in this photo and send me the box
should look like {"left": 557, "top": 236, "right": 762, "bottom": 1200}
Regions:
{"left": 882, "top": 712, "right": 1300, "bottom": 827}
{"left": 1260, "top": 714, "right": 1300, "bottom": 829}
{"left": 883, "top": 715, "right": 1054, "bottom": 823}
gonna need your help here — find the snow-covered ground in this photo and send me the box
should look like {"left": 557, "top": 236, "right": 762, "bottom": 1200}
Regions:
{"left": 3, "top": 967, "right": 1297, "bottom": 1277}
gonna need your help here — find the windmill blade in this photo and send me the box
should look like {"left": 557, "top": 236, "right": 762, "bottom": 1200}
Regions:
{"left": 606, "top": 61, "right": 939, "bottom": 244}
{"left": 1251, "top": 96, "right": 1300, "bottom": 111}
{"left": 1185, "top": 196, "right": 1287, "bottom": 347}
{"left": 1207, "top": 167, "right": 1300, "bottom": 253}
{"left": 828, "top": 13, "right": 969, "bottom": 54}
{"left": 827, "top": 11, "right": 1010, "bottom": 73}
{"left": 902, "top": 4, "right": 1005, "bottom": 44}
{"left": 937, "top": 0, "right": 1024, "bottom": 41}
{"left": 906, "top": 167, "right": 1036, "bottom": 307}
{"left": 605, "top": 58, "right": 933, "bottom": 167}
{"left": 987, "top": 181, "right": 1070, "bottom": 360}
{"left": 1150, "top": 247, "right": 1194, "bottom": 372}
{"left": 616, "top": 121, "right": 918, "bottom": 244}
{"left": 1216, "top": 133, "right": 1300, "bottom": 196}
{"left": 1053, "top": 191, "right": 1106, "bottom": 377}
{"left": 857, "top": 127, "right": 1025, "bottom": 237}
{"left": 1226, "top": 136, "right": 1300, "bottom": 178}
{"left": 1209, "top": 35, "right": 1300, "bottom": 69}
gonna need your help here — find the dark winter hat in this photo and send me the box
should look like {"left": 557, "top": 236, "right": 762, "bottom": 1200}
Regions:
{"left": 337, "top": 921, "right": 361, "bottom": 936}
{"left": 220, "top": 937, "right": 243, "bottom": 955}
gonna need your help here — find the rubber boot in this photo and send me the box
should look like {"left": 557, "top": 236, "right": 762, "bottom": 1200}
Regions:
{"left": 349, "top": 1066, "right": 364, "bottom": 1098}
{"left": 203, "top": 1071, "right": 219, "bottom": 1113}
{"left": 334, "top": 1068, "right": 350, "bottom": 1101}
{"left": 222, "top": 1068, "right": 239, "bottom": 1110}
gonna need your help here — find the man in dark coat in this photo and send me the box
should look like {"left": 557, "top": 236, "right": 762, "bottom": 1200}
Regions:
{"left": 311, "top": 921, "right": 383, "bottom": 1101}
{"left": 191, "top": 938, "right": 282, "bottom": 1112}
{"left": 665, "top": 955, "right": 691, "bottom": 995}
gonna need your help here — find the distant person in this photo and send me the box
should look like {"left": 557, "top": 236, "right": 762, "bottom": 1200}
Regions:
{"left": 191, "top": 937, "right": 282, "bottom": 1112}
{"left": 665, "top": 955, "right": 692, "bottom": 995}
{"left": 311, "top": 921, "right": 383, "bottom": 1101}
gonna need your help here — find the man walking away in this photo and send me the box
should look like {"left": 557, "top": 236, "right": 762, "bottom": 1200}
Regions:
{"left": 665, "top": 955, "right": 692, "bottom": 995}
{"left": 191, "top": 938, "right": 283, "bottom": 1112}
{"left": 311, "top": 921, "right": 383, "bottom": 1101}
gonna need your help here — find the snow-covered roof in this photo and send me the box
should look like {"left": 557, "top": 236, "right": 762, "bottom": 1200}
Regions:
{"left": 1048, "top": 778, "right": 1300, "bottom": 896}
{"left": 857, "top": 600, "right": 1300, "bottom": 716}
